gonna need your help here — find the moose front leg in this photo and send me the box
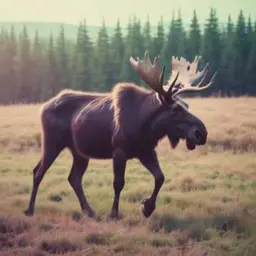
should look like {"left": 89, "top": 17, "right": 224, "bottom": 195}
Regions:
{"left": 138, "top": 150, "right": 165, "bottom": 217}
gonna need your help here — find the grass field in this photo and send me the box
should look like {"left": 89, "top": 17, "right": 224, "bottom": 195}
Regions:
{"left": 0, "top": 97, "right": 256, "bottom": 256}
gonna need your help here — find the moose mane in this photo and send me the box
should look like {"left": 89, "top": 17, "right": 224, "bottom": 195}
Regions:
{"left": 111, "top": 82, "right": 161, "bottom": 139}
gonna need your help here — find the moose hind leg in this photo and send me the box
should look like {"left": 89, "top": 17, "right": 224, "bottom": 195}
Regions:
{"left": 24, "top": 145, "right": 63, "bottom": 216}
{"left": 109, "top": 148, "right": 127, "bottom": 219}
{"left": 68, "top": 153, "right": 95, "bottom": 218}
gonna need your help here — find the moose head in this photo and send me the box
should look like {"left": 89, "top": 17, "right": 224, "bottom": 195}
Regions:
{"left": 130, "top": 51, "right": 216, "bottom": 151}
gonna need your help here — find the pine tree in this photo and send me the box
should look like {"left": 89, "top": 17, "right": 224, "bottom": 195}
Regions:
{"left": 201, "top": 8, "right": 222, "bottom": 95}
{"left": 6, "top": 25, "right": 17, "bottom": 103}
{"left": 162, "top": 11, "right": 187, "bottom": 80}
{"left": 0, "top": 27, "right": 9, "bottom": 103}
{"left": 72, "top": 21, "right": 83, "bottom": 89}
{"left": 56, "top": 25, "right": 70, "bottom": 90}
{"left": 227, "top": 15, "right": 234, "bottom": 38}
{"left": 143, "top": 16, "right": 152, "bottom": 53}
{"left": 94, "top": 20, "right": 112, "bottom": 91}
{"left": 245, "top": 29, "right": 256, "bottom": 95}
{"left": 247, "top": 17, "right": 254, "bottom": 53}
{"left": 162, "top": 13, "right": 177, "bottom": 81}
{"left": 0, "top": 28, "right": 4, "bottom": 84}
{"left": 110, "top": 19, "right": 124, "bottom": 84}
{"left": 233, "top": 10, "right": 250, "bottom": 94}
{"left": 121, "top": 16, "right": 145, "bottom": 84}
{"left": 73, "top": 20, "right": 94, "bottom": 91}
{"left": 163, "top": 13, "right": 177, "bottom": 69}
{"left": 31, "top": 30, "right": 44, "bottom": 102}
{"left": 121, "top": 18, "right": 134, "bottom": 82}
{"left": 218, "top": 15, "right": 236, "bottom": 96}
{"left": 43, "top": 33, "right": 59, "bottom": 100}
{"left": 187, "top": 10, "right": 201, "bottom": 61}
{"left": 175, "top": 10, "right": 187, "bottom": 57}
{"left": 18, "top": 25, "right": 32, "bottom": 102}
{"left": 131, "top": 17, "right": 145, "bottom": 84}
{"left": 9, "top": 26, "right": 17, "bottom": 58}
{"left": 0, "top": 26, "right": 18, "bottom": 103}
{"left": 151, "top": 16, "right": 165, "bottom": 58}
{"left": 0, "top": 12, "right": 254, "bottom": 99}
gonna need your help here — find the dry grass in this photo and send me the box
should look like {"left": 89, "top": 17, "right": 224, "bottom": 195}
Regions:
{"left": 1, "top": 97, "right": 256, "bottom": 153}
{"left": 0, "top": 97, "right": 256, "bottom": 255}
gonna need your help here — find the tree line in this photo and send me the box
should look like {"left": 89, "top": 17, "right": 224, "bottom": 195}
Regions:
{"left": 0, "top": 8, "right": 256, "bottom": 104}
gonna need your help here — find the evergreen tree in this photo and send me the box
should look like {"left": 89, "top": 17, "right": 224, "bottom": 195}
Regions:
{"left": 143, "top": 16, "right": 152, "bottom": 53}
{"left": 131, "top": 17, "right": 145, "bottom": 84}
{"left": 94, "top": 20, "right": 112, "bottom": 91}
{"left": 151, "top": 16, "right": 165, "bottom": 58}
{"left": 201, "top": 8, "right": 222, "bottom": 95}
{"left": 162, "top": 13, "right": 177, "bottom": 79}
{"left": 1, "top": 12, "right": 256, "bottom": 102}
{"left": 18, "top": 25, "right": 32, "bottom": 102}
{"left": 129, "top": 17, "right": 147, "bottom": 86}
{"left": 163, "top": 11, "right": 186, "bottom": 80}
{"left": 121, "top": 18, "right": 134, "bottom": 82}
{"left": 245, "top": 30, "right": 256, "bottom": 95}
{"left": 73, "top": 20, "right": 94, "bottom": 91}
{"left": 9, "top": 26, "right": 17, "bottom": 58}
{"left": 247, "top": 17, "right": 254, "bottom": 52}
{"left": 0, "top": 27, "right": 9, "bottom": 103}
{"left": 6, "top": 26, "right": 17, "bottom": 103}
{"left": 43, "top": 33, "right": 59, "bottom": 100}
{"left": 247, "top": 17, "right": 253, "bottom": 36}
{"left": 226, "top": 15, "right": 234, "bottom": 39}
{"left": 110, "top": 19, "right": 124, "bottom": 84}
{"left": 187, "top": 10, "right": 201, "bottom": 60}
{"left": 72, "top": 21, "right": 83, "bottom": 89}
{"left": 0, "top": 28, "right": 4, "bottom": 83}
{"left": 31, "top": 30, "right": 44, "bottom": 102}
{"left": 218, "top": 15, "right": 236, "bottom": 96}
{"left": 121, "top": 16, "right": 145, "bottom": 84}
{"left": 0, "top": 26, "right": 18, "bottom": 103}
{"left": 233, "top": 10, "right": 250, "bottom": 94}
{"left": 175, "top": 10, "right": 187, "bottom": 57}
{"left": 56, "top": 25, "right": 70, "bottom": 90}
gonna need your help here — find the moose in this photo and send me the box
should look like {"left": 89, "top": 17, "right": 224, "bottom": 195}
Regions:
{"left": 24, "top": 50, "right": 216, "bottom": 219}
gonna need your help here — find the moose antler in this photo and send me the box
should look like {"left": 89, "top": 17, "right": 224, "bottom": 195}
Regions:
{"left": 130, "top": 51, "right": 168, "bottom": 95}
{"left": 168, "top": 55, "right": 217, "bottom": 98}
{"left": 129, "top": 50, "right": 179, "bottom": 98}
{"left": 130, "top": 50, "right": 216, "bottom": 100}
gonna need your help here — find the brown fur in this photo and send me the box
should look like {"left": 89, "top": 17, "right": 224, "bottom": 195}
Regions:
{"left": 24, "top": 82, "right": 209, "bottom": 219}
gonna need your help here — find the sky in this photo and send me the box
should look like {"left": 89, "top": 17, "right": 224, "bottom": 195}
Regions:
{"left": 1, "top": 0, "right": 256, "bottom": 26}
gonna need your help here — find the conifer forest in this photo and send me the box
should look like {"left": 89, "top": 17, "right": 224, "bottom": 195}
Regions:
{"left": 0, "top": 8, "right": 256, "bottom": 104}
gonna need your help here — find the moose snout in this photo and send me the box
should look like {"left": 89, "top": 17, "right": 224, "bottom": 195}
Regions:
{"left": 188, "top": 126, "right": 207, "bottom": 145}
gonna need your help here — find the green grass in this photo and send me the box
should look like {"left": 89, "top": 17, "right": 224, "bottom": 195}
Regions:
{"left": 1, "top": 149, "right": 256, "bottom": 255}
{"left": 0, "top": 98, "right": 256, "bottom": 255}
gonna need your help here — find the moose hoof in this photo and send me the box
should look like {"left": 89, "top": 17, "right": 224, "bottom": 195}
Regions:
{"left": 87, "top": 210, "right": 96, "bottom": 218}
{"left": 24, "top": 209, "right": 34, "bottom": 217}
{"left": 141, "top": 198, "right": 156, "bottom": 218}
{"left": 109, "top": 212, "right": 120, "bottom": 221}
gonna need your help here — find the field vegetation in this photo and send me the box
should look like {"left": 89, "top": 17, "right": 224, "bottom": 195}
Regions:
{"left": 0, "top": 97, "right": 256, "bottom": 255}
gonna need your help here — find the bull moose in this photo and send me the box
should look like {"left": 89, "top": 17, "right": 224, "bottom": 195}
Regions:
{"left": 24, "top": 50, "right": 216, "bottom": 219}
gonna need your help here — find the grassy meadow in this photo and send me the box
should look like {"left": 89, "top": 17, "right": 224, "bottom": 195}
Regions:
{"left": 0, "top": 97, "right": 256, "bottom": 256}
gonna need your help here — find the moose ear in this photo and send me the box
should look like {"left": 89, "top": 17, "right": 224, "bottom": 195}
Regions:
{"left": 167, "top": 134, "right": 180, "bottom": 149}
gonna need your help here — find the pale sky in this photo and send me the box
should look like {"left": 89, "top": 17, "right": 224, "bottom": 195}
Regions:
{"left": 1, "top": 0, "right": 255, "bottom": 26}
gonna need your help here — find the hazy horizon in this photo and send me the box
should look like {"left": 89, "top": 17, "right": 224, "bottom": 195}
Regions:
{"left": 1, "top": 0, "right": 256, "bottom": 27}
